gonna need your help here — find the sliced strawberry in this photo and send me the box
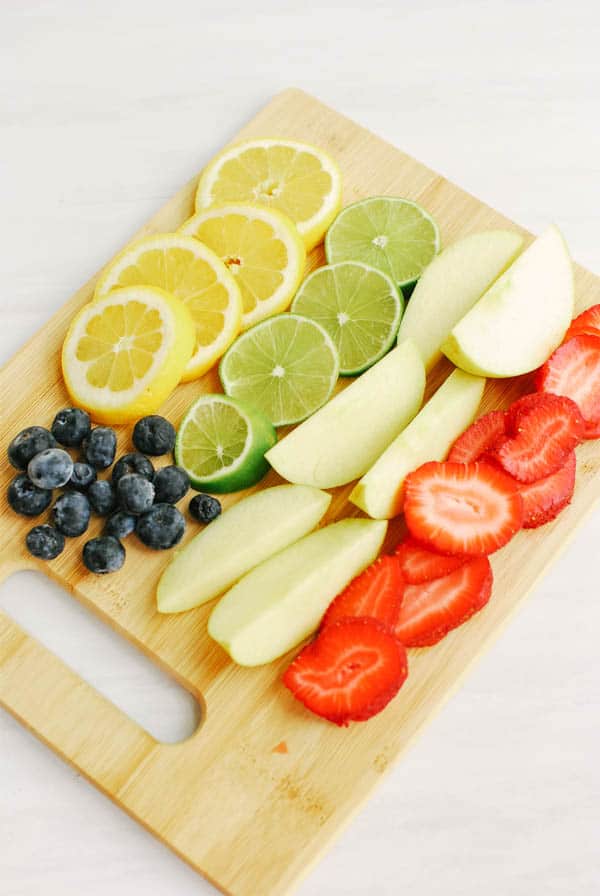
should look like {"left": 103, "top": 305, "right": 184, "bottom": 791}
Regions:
{"left": 321, "top": 555, "right": 404, "bottom": 630}
{"left": 564, "top": 305, "right": 600, "bottom": 342}
{"left": 448, "top": 410, "right": 507, "bottom": 463}
{"left": 536, "top": 335, "right": 600, "bottom": 439}
{"left": 404, "top": 461, "right": 523, "bottom": 556}
{"left": 394, "top": 536, "right": 469, "bottom": 584}
{"left": 394, "top": 556, "right": 493, "bottom": 647}
{"left": 283, "top": 618, "right": 408, "bottom": 726}
{"left": 494, "top": 392, "right": 583, "bottom": 482}
{"left": 519, "top": 451, "right": 576, "bottom": 528}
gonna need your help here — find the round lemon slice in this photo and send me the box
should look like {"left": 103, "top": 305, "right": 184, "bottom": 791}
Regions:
{"left": 62, "top": 286, "right": 195, "bottom": 424}
{"left": 94, "top": 233, "right": 242, "bottom": 381}
{"left": 195, "top": 138, "right": 343, "bottom": 251}
{"left": 180, "top": 203, "right": 306, "bottom": 329}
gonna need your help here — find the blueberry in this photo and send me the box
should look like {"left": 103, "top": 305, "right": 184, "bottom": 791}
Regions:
{"left": 68, "top": 461, "right": 97, "bottom": 491}
{"left": 82, "top": 427, "right": 117, "bottom": 469}
{"left": 189, "top": 493, "right": 222, "bottom": 524}
{"left": 8, "top": 426, "right": 56, "bottom": 470}
{"left": 132, "top": 415, "right": 175, "bottom": 456}
{"left": 52, "top": 491, "right": 91, "bottom": 537}
{"left": 28, "top": 448, "right": 74, "bottom": 490}
{"left": 8, "top": 474, "right": 52, "bottom": 517}
{"left": 104, "top": 511, "right": 136, "bottom": 540}
{"left": 136, "top": 503, "right": 185, "bottom": 550}
{"left": 112, "top": 452, "right": 154, "bottom": 484}
{"left": 153, "top": 465, "right": 190, "bottom": 504}
{"left": 26, "top": 525, "right": 65, "bottom": 560}
{"left": 117, "top": 474, "right": 155, "bottom": 515}
{"left": 82, "top": 536, "right": 125, "bottom": 574}
{"left": 88, "top": 479, "right": 117, "bottom": 516}
{"left": 51, "top": 407, "right": 91, "bottom": 448}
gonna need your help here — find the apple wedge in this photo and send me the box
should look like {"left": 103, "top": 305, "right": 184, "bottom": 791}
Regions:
{"left": 265, "top": 339, "right": 425, "bottom": 488}
{"left": 442, "top": 225, "right": 573, "bottom": 377}
{"left": 397, "top": 230, "right": 524, "bottom": 370}
{"left": 157, "top": 484, "right": 331, "bottom": 613}
{"left": 350, "top": 369, "right": 485, "bottom": 519}
{"left": 208, "top": 518, "right": 387, "bottom": 666}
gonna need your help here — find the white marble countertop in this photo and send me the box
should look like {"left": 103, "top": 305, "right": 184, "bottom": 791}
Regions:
{"left": 1, "top": 1, "right": 599, "bottom": 894}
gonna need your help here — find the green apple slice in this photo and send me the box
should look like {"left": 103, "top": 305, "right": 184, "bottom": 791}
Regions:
{"left": 350, "top": 369, "right": 485, "bottom": 519}
{"left": 442, "top": 225, "right": 573, "bottom": 377}
{"left": 397, "top": 230, "right": 524, "bottom": 370}
{"left": 157, "top": 484, "right": 331, "bottom": 613}
{"left": 265, "top": 339, "right": 425, "bottom": 489}
{"left": 208, "top": 518, "right": 387, "bottom": 666}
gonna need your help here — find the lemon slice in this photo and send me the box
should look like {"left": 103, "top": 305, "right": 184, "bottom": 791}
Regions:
{"left": 195, "top": 138, "right": 343, "bottom": 251}
{"left": 94, "top": 233, "right": 242, "bottom": 381}
{"left": 180, "top": 203, "right": 306, "bottom": 329}
{"left": 62, "top": 286, "right": 195, "bottom": 424}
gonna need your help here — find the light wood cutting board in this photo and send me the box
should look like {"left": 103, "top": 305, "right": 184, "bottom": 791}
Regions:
{"left": 1, "top": 88, "right": 599, "bottom": 896}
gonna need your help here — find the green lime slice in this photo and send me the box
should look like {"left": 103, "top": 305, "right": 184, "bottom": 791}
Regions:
{"left": 219, "top": 313, "right": 339, "bottom": 426}
{"left": 324, "top": 197, "right": 440, "bottom": 296}
{"left": 175, "top": 393, "right": 276, "bottom": 493}
{"left": 291, "top": 261, "right": 403, "bottom": 375}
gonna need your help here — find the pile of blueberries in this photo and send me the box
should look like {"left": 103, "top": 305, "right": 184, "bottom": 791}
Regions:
{"left": 7, "top": 409, "right": 222, "bottom": 575}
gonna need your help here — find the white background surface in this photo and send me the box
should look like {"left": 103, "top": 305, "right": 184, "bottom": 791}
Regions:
{"left": 1, "top": 1, "right": 599, "bottom": 894}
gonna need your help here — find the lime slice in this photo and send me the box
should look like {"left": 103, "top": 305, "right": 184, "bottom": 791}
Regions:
{"left": 324, "top": 197, "right": 440, "bottom": 296}
{"left": 291, "top": 261, "right": 403, "bottom": 375}
{"left": 175, "top": 394, "right": 276, "bottom": 493}
{"left": 219, "top": 313, "right": 339, "bottom": 426}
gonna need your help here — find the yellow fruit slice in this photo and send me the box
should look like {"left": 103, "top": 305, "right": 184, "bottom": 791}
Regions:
{"left": 62, "top": 286, "right": 195, "bottom": 424}
{"left": 94, "top": 233, "right": 242, "bottom": 381}
{"left": 195, "top": 138, "right": 342, "bottom": 251}
{"left": 180, "top": 203, "right": 306, "bottom": 329}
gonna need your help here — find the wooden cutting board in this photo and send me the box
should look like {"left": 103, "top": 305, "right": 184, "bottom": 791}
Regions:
{"left": 1, "top": 88, "right": 599, "bottom": 896}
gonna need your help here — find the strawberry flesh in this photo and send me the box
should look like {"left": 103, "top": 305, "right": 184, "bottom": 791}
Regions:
{"left": 563, "top": 304, "right": 600, "bottom": 343}
{"left": 395, "top": 536, "right": 469, "bottom": 584}
{"left": 519, "top": 451, "right": 576, "bottom": 528}
{"left": 321, "top": 555, "right": 404, "bottom": 630}
{"left": 448, "top": 410, "right": 507, "bottom": 463}
{"left": 536, "top": 335, "right": 600, "bottom": 439}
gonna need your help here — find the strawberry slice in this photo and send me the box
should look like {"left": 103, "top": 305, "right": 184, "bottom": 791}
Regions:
{"left": 494, "top": 392, "right": 583, "bottom": 482}
{"left": 283, "top": 618, "right": 408, "bottom": 726}
{"left": 394, "top": 556, "right": 493, "bottom": 647}
{"left": 321, "top": 555, "right": 404, "bottom": 630}
{"left": 448, "top": 410, "right": 507, "bottom": 463}
{"left": 519, "top": 451, "right": 576, "bottom": 528}
{"left": 536, "top": 335, "right": 600, "bottom": 439}
{"left": 395, "top": 536, "right": 469, "bottom": 584}
{"left": 564, "top": 305, "right": 600, "bottom": 342}
{"left": 404, "top": 461, "right": 523, "bottom": 556}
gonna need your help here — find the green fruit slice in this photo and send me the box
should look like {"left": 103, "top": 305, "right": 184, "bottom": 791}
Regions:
{"left": 175, "top": 393, "right": 276, "bottom": 493}
{"left": 219, "top": 313, "right": 339, "bottom": 427}
{"left": 325, "top": 197, "right": 440, "bottom": 295}
{"left": 291, "top": 261, "right": 403, "bottom": 375}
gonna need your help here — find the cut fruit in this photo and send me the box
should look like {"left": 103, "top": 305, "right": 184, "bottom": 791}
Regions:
{"left": 397, "top": 230, "right": 523, "bottom": 370}
{"left": 536, "top": 334, "right": 600, "bottom": 438}
{"left": 291, "top": 261, "right": 403, "bottom": 375}
{"left": 394, "top": 537, "right": 469, "bottom": 585}
{"left": 350, "top": 368, "right": 485, "bottom": 519}
{"left": 174, "top": 393, "right": 276, "bottom": 493}
{"left": 61, "top": 286, "right": 195, "bottom": 425}
{"left": 157, "top": 484, "right": 331, "bottom": 613}
{"left": 94, "top": 233, "right": 242, "bottom": 381}
{"left": 442, "top": 225, "right": 573, "bottom": 377}
{"left": 265, "top": 339, "right": 425, "bottom": 488}
{"left": 195, "top": 138, "right": 342, "bottom": 251}
{"left": 321, "top": 555, "right": 404, "bottom": 630}
{"left": 208, "top": 518, "right": 387, "bottom": 666}
{"left": 325, "top": 197, "right": 440, "bottom": 295}
{"left": 564, "top": 304, "right": 600, "bottom": 342}
{"left": 519, "top": 451, "right": 576, "bottom": 529}
{"left": 179, "top": 203, "right": 306, "bottom": 328}
{"left": 219, "top": 313, "right": 339, "bottom": 427}
{"left": 448, "top": 410, "right": 507, "bottom": 464}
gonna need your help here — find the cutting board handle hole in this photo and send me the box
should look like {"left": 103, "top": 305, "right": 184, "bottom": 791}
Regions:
{"left": 0, "top": 570, "right": 201, "bottom": 744}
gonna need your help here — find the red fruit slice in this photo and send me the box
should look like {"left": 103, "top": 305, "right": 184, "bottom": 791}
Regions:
{"left": 564, "top": 305, "right": 600, "bottom": 342}
{"left": 520, "top": 451, "right": 576, "bottom": 529}
{"left": 536, "top": 335, "right": 600, "bottom": 439}
{"left": 394, "top": 556, "right": 493, "bottom": 647}
{"left": 404, "top": 461, "right": 523, "bottom": 556}
{"left": 321, "top": 555, "right": 404, "bottom": 630}
{"left": 395, "top": 536, "right": 469, "bottom": 584}
{"left": 283, "top": 618, "right": 408, "bottom": 726}
{"left": 448, "top": 410, "right": 507, "bottom": 463}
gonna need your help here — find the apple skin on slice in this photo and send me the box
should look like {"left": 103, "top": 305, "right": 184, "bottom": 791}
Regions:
{"left": 265, "top": 339, "right": 425, "bottom": 489}
{"left": 350, "top": 369, "right": 485, "bottom": 519}
{"left": 208, "top": 518, "right": 387, "bottom": 666}
{"left": 442, "top": 225, "right": 573, "bottom": 377}
{"left": 397, "top": 230, "right": 524, "bottom": 371}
